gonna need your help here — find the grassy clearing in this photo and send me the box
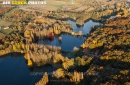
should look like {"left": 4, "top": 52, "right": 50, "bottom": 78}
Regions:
{"left": 0, "top": 8, "right": 17, "bottom": 27}
{"left": 0, "top": 29, "right": 13, "bottom": 35}
{"left": 0, "top": 29, "right": 18, "bottom": 35}
{"left": 3, "top": 8, "right": 18, "bottom": 17}
{"left": 0, "top": 20, "right": 12, "bottom": 26}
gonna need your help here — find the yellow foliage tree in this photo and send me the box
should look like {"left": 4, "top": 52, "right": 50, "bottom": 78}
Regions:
{"left": 28, "top": 59, "right": 33, "bottom": 67}
{"left": 89, "top": 43, "right": 96, "bottom": 49}
{"left": 116, "top": 14, "right": 121, "bottom": 17}
{"left": 12, "top": 45, "right": 17, "bottom": 52}
{"left": 92, "top": 40, "right": 97, "bottom": 44}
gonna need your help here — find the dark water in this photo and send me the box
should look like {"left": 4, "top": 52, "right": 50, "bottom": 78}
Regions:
{"left": 38, "top": 20, "right": 100, "bottom": 52}
{"left": 0, "top": 53, "right": 56, "bottom": 85}
{"left": 0, "top": 54, "right": 41, "bottom": 85}
{"left": 0, "top": 20, "right": 100, "bottom": 85}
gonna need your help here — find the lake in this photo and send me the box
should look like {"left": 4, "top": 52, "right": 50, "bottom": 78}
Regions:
{"left": 0, "top": 20, "right": 100, "bottom": 85}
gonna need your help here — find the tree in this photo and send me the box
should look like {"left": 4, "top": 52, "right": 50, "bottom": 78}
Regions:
{"left": 35, "top": 72, "right": 48, "bottom": 85}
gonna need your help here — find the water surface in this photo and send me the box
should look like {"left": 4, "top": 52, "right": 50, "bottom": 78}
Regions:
{"left": 38, "top": 20, "right": 100, "bottom": 52}
{"left": 0, "top": 20, "right": 100, "bottom": 85}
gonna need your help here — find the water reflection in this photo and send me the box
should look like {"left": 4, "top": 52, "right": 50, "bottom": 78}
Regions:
{"left": 38, "top": 20, "right": 100, "bottom": 52}
{"left": 67, "top": 20, "right": 100, "bottom": 34}
{"left": 0, "top": 53, "right": 55, "bottom": 85}
{"left": 0, "top": 54, "right": 38, "bottom": 85}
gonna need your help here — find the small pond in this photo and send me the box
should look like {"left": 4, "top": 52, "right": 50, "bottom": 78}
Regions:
{"left": 38, "top": 20, "right": 100, "bottom": 52}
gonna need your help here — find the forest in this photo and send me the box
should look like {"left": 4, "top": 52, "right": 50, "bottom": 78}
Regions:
{"left": 0, "top": 0, "right": 130, "bottom": 85}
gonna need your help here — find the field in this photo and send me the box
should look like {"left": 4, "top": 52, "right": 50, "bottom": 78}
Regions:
{"left": 0, "top": 29, "right": 14, "bottom": 35}
{"left": 19, "top": 0, "right": 68, "bottom": 12}
{"left": 46, "top": 3, "right": 64, "bottom": 8}
{"left": 0, "top": 20, "right": 12, "bottom": 26}
{"left": 0, "top": 19, "right": 14, "bottom": 35}
{"left": 3, "top": 8, "right": 18, "bottom": 16}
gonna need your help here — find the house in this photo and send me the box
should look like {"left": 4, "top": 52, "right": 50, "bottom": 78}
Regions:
{"left": 3, "top": 26, "right": 9, "bottom": 29}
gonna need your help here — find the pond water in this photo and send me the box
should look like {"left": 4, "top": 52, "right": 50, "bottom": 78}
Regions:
{"left": 0, "top": 53, "right": 56, "bottom": 85}
{"left": 38, "top": 20, "right": 100, "bottom": 52}
{"left": 0, "top": 20, "right": 100, "bottom": 85}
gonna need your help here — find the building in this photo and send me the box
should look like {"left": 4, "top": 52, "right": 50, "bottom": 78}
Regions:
{"left": 3, "top": 26, "right": 9, "bottom": 29}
